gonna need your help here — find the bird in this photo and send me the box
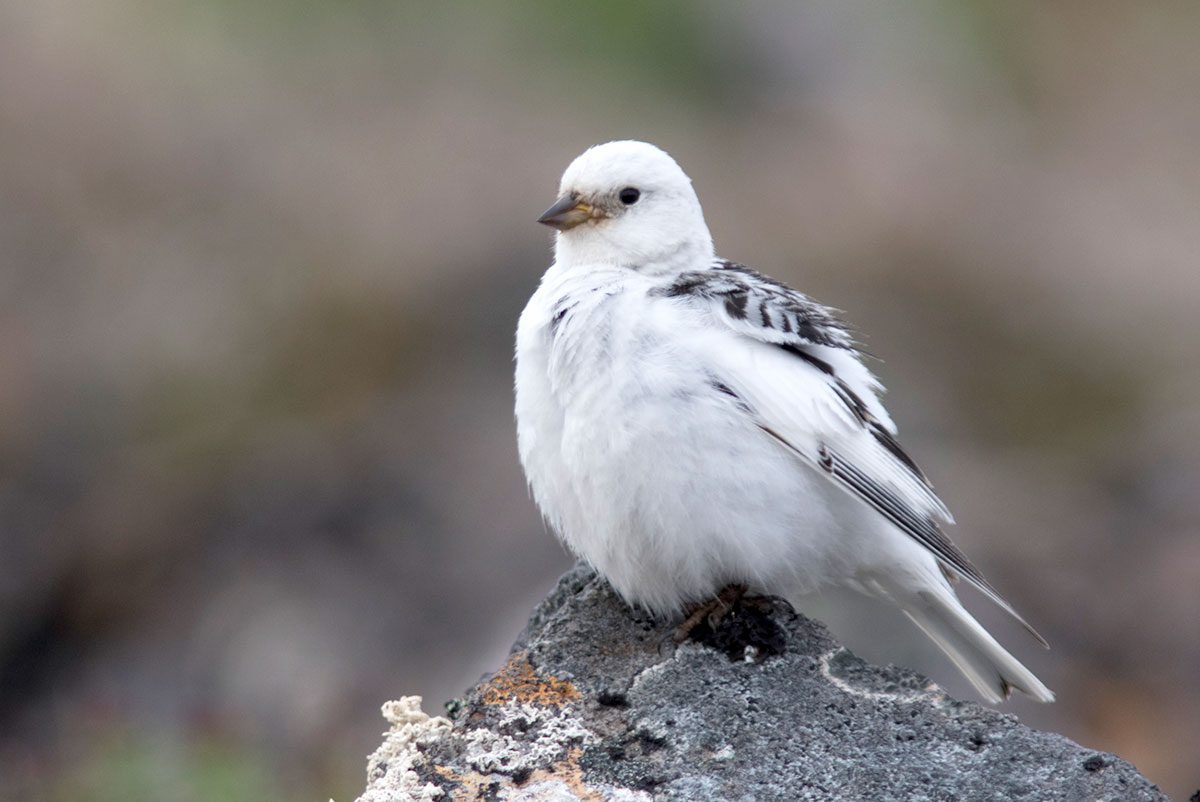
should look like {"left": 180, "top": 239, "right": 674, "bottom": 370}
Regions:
{"left": 514, "top": 140, "right": 1054, "bottom": 704}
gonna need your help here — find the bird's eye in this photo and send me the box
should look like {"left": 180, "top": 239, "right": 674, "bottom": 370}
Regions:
{"left": 618, "top": 187, "right": 641, "bottom": 205}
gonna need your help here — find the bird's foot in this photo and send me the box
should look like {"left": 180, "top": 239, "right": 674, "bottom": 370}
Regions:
{"left": 667, "top": 585, "right": 788, "bottom": 663}
{"left": 673, "top": 583, "right": 748, "bottom": 643}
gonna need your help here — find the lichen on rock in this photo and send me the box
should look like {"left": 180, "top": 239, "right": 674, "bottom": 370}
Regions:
{"left": 356, "top": 564, "right": 1166, "bottom": 802}
{"left": 358, "top": 697, "right": 452, "bottom": 802}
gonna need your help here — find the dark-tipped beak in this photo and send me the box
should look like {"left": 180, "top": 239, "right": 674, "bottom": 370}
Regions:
{"left": 536, "top": 193, "right": 596, "bottom": 231}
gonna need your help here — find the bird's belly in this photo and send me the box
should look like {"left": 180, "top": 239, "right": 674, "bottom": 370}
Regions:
{"left": 553, "top": 373, "right": 850, "bottom": 615}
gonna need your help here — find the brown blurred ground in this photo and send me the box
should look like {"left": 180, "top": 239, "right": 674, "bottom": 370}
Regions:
{"left": 0, "top": 2, "right": 1197, "bottom": 800}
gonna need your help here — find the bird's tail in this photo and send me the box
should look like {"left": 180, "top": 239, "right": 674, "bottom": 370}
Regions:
{"left": 888, "top": 581, "right": 1055, "bottom": 704}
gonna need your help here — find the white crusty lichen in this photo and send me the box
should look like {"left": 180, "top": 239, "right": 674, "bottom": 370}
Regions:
{"left": 460, "top": 700, "right": 597, "bottom": 776}
{"left": 355, "top": 693, "right": 612, "bottom": 801}
{"left": 818, "top": 648, "right": 941, "bottom": 705}
{"left": 499, "top": 780, "right": 653, "bottom": 802}
{"left": 357, "top": 696, "right": 452, "bottom": 802}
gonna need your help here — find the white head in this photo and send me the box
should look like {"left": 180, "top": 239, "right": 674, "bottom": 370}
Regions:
{"left": 538, "top": 141, "right": 714, "bottom": 271}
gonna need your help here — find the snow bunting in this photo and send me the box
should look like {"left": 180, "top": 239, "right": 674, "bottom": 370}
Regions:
{"left": 515, "top": 140, "right": 1053, "bottom": 703}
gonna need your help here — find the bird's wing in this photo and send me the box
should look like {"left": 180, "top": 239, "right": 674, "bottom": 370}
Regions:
{"left": 657, "top": 260, "right": 1045, "bottom": 643}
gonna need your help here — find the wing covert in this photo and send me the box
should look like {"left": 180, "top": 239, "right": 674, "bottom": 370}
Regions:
{"left": 660, "top": 260, "right": 1044, "bottom": 643}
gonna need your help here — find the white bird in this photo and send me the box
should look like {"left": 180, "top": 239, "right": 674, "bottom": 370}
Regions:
{"left": 514, "top": 140, "right": 1054, "bottom": 704}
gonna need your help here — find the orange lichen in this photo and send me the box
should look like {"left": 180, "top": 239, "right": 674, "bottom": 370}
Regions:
{"left": 523, "top": 747, "right": 608, "bottom": 802}
{"left": 432, "top": 765, "right": 495, "bottom": 800}
{"left": 477, "top": 652, "right": 581, "bottom": 707}
{"left": 435, "top": 748, "right": 610, "bottom": 802}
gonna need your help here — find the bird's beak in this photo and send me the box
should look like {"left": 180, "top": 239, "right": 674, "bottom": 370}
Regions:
{"left": 537, "top": 194, "right": 597, "bottom": 231}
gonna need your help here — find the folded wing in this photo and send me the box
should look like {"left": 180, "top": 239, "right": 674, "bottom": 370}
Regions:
{"left": 658, "top": 261, "right": 1045, "bottom": 645}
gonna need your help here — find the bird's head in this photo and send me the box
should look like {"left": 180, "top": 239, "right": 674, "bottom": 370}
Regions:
{"left": 538, "top": 141, "right": 713, "bottom": 271}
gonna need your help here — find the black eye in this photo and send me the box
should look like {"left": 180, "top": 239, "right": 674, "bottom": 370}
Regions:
{"left": 618, "top": 187, "right": 641, "bottom": 205}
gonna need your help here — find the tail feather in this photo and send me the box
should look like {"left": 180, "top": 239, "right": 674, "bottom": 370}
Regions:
{"left": 899, "top": 587, "right": 1055, "bottom": 704}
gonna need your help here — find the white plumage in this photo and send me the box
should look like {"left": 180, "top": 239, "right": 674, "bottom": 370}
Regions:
{"left": 515, "top": 140, "right": 1053, "bottom": 704}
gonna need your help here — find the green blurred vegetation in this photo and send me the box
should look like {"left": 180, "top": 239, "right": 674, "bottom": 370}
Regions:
{"left": 149, "top": 0, "right": 756, "bottom": 106}
{"left": 39, "top": 732, "right": 287, "bottom": 802}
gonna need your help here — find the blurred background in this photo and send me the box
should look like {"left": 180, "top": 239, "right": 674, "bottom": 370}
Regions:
{"left": 1, "top": 1, "right": 1197, "bottom": 799}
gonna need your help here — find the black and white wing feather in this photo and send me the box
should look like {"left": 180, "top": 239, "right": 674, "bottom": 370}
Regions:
{"left": 659, "top": 260, "right": 1044, "bottom": 644}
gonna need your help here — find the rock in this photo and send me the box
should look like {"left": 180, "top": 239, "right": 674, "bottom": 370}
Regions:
{"left": 356, "top": 564, "right": 1166, "bottom": 801}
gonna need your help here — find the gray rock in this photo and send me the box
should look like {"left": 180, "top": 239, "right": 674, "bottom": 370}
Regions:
{"left": 357, "top": 564, "right": 1167, "bottom": 802}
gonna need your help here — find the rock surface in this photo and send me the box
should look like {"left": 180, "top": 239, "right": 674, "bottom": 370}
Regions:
{"left": 356, "top": 565, "right": 1166, "bottom": 801}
